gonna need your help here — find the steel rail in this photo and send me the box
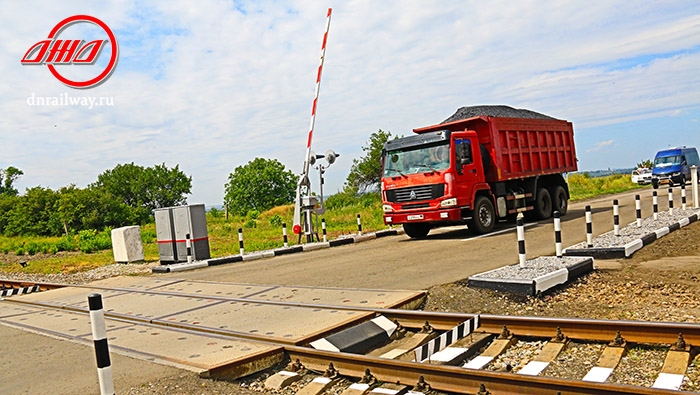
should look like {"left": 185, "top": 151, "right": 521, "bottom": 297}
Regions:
{"left": 283, "top": 345, "right": 684, "bottom": 395}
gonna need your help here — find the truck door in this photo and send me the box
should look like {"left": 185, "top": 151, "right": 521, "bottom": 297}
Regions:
{"left": 454, "top": 138, "right": 481, "bottom": 202}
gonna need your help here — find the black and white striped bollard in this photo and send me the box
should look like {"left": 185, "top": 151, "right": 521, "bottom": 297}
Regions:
{"left": 613, "top": 200, "right": 620, "bottom": 236}
{"left": 517, "top": 216, "right": 526, "bottom": 268}
{"left": 357, "top": 214, "right": 362, "bottom": 236}
{"left": 186, "top": 233, "right": 192, "bottom": 264}
{"left": 668, "top": 188, "right": 674, "bottom": 216}
{"left": 238, "top": 228, "right": 244, "bottom": 255}
{"left": 682, "top": 184, "right": 687, "bottom": 210}
{"left": 282, "top": 223, "right": 289, "bottom": 248}
{"left": 322, "top": 218, "right": 328, "bottom": 242}
{"left": 88, "top": 294, "right": 115, "bottom": 395}
{"left": 652, "top": 192, "right": 658, "bottom": 221}
{"left": 635, "top": 195, "right": 642, "bottom": 228}
{"left": 585, "top": 205, "right": 593, "bottom": 248}
{"left": 553, "top": 211, "right": 562, "bottom": 258}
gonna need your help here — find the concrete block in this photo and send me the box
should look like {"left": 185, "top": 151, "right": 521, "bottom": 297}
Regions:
{"left": 111, "top": 226, "right": 144, "bottom": 263}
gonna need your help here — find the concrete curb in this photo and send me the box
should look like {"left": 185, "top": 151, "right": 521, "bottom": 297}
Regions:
{"left": 467, "top": 257, "right": 594, "bottom": 296}
{"left": 152, "top": 228, "right": 403, "bottom": 274}
{"left": 565, "top": 213, "right": 699, "bottom": 259}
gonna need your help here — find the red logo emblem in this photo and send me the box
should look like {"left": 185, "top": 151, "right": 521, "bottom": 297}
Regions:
{"left": 21, "top": 15, "right": 118, "bottom": 89}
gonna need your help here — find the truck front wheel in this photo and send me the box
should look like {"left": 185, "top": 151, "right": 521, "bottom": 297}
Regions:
{"left": 468, "top": 196, "right": 496, "bottom": 234}
{"left": 403, "top": 223, "right": 430, "bottom": 239}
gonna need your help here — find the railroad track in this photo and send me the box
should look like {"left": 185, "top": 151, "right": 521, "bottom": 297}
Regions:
{"left": 1, "top": 279, "right": 699, "bottom": 394}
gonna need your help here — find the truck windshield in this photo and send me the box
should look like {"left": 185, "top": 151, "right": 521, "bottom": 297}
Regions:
{"left": 383, "top": 143, "right": 450, "bottom": 176}
{"left": 654, "top": 155, "right": 681, "bottom": 167}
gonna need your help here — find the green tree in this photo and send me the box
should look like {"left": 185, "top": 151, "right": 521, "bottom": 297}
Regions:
{"left": 4, "top": 186, "right": 62, "bottom": 236}
{"left": 224, "top": 158, "right": 296, "bottom": 216}
{"left": 0, "top": 166, "right": 24, "bottom": 196}
{"left": 344, "top": 129, "right": 394, "bottom": 194}
{"left": 92, "top": 162, "right": 192, "bottom": 218}
{"left": 55, "top": 185, "right": 137, "bottom": 235}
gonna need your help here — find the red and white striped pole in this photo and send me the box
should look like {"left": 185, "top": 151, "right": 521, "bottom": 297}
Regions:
{"left": 293, "top": 8, "right": 332, "bottom": 236}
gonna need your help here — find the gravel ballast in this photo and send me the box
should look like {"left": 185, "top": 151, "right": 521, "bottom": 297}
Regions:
{"left": 565, "top": 208, "right": 700, "bottom": 258}
{"left": 467, "top": 256, "right": 594, "bottom": 296}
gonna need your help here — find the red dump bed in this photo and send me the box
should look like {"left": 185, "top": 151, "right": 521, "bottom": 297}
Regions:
{"left": 414, "top": 116, "right": 577, "bottom": 182}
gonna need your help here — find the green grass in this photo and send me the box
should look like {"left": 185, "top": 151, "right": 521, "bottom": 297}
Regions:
{"left": 0, "top": 173, "right": 647, "bottom": 274}
{"left": 568, "top": 172, "right": 647, "bottom": 201}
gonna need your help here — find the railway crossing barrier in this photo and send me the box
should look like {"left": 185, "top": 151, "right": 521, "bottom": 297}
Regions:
{"left": 585, "top": 205, "right": 593, "bottom": 247}
{"left": 613, "top": 200, "right": 620, "bottom": 236}
{"left": 682, "top": 184, "right": 687, "bottom": 210}
{"left": 517, "top": 217, "right": 526, "bottom": 268}
{"left": 88, "top": 294, "right": 115, "bottom": 395}
{"left": 553, "top": 211, "right": 563, "bottom": 258}
{"left": 693, "top": 165, "right": 699, "bottom": 208}
{"left": 282, "top": 223, "right": 289, "bottom": 247}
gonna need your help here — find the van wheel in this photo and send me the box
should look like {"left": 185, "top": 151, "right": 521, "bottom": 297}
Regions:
{"left": 468, "top": 196, "right": 495, "bottom": 234}
{"left": 534, "top": 187, "right": 553, "bottom": 219}
{"left": 403, "top": 223, "right": 430, "bottom": 239}
{"left": 550, "top": 186, "right": 568, "bottom": 216}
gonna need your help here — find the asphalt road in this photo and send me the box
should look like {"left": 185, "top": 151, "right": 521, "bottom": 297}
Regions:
{"left": 2, "top": 186, "right": 692, "bottom": 394}
{"left": 170, "top": 188, "right": 670, "bottom": 289}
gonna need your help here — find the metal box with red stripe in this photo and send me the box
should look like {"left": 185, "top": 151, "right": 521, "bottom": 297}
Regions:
{"left": 154, "top": 204, "right": 210, "bottom": 264}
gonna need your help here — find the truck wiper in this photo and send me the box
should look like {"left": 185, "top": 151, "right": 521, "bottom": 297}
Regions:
{"left": 385, "top": 167, "right": 407, "bottom": 178}
{"left": 416, "top": 163, "right": 439, "bottom": 173}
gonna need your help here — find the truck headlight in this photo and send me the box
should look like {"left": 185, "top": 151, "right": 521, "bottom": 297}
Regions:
{"left": 440, "top": 198, "right": 457, "bottom": 207}
{"left": 383, "top": 204, "right": 393, "bottom": 212}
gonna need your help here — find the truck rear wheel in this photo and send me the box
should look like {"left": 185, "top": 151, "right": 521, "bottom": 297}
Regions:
{"left": 468, "top": 196, "right": 496, "bottom": 234}
{"left": 550, "top": 186, "right": 568, "bottom": 216}
{"left": 534, "top": 187, "right": 553, "bottom": 219}
{"left": 403, "top": 223, "right": 430, "bottom": 239}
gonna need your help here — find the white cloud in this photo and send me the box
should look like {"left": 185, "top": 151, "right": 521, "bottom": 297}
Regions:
{"left": 1, "top": 1, "right": 699, "bottom": 204}
{"left": 587, "top": 139, "right": 616, "bottom": 153}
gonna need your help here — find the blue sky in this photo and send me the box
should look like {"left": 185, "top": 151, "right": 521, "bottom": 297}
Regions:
{"left": 2, "top": 1, "right": 699, "bottom": 206}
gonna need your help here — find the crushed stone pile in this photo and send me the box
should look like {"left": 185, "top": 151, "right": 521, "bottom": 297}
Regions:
{"left": 442, "top": 105, "right": 558, "bottom": 123}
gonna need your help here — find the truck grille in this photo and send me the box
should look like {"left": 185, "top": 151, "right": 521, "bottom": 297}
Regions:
{"left": 385, "top": 184, "right": 445, "bottom": 203}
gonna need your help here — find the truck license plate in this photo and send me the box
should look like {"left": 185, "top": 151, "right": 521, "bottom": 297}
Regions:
{"left": 407, "top": 215, "right": 424, "bottom": 220}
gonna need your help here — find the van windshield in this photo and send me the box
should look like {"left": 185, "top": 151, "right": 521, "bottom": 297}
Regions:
{"left": 654, "top": 155, "right": 681, "bottom": 168}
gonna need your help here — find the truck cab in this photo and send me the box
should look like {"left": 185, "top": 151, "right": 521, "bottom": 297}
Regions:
{"left": 651, "top": 146, "right": 700, "bottom": 189}
{"left": 381, "top": 129, "right": 491, "bottom": 238}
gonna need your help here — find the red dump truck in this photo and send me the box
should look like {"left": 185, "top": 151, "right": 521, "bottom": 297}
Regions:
{"left": 381, "top": 106, "right": 578, "bottom": 238}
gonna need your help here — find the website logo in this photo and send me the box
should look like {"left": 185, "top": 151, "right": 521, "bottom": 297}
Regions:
{"left": 21, "top": 15, "right": 118, "bottom": 89}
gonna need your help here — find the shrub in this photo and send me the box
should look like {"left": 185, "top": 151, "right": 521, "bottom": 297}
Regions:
{"left": 269, "top": 214, "right": 283, "bottom": 227}
{"left": 246, "top": 210, "right": 260, "bottom": 220}
{"left": 325, "top": 191, "right": 357, "bottom": 209}
{"left": 56, "top": 235, "right": 77, "bottom": 252}
{"left": 244, "top": 219, "right": 257, "bottom": 229}
{"left": 77, "top": 229, "right": 112, "bottom": 253}
{"left": 26, "top": 242, "right": 40, "bottom": 255}
{"left": 141, "top": 229, "right": 156, "bottom": 243}
{"left": 209, "top": 207, "right": 223, "bottom": 218}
